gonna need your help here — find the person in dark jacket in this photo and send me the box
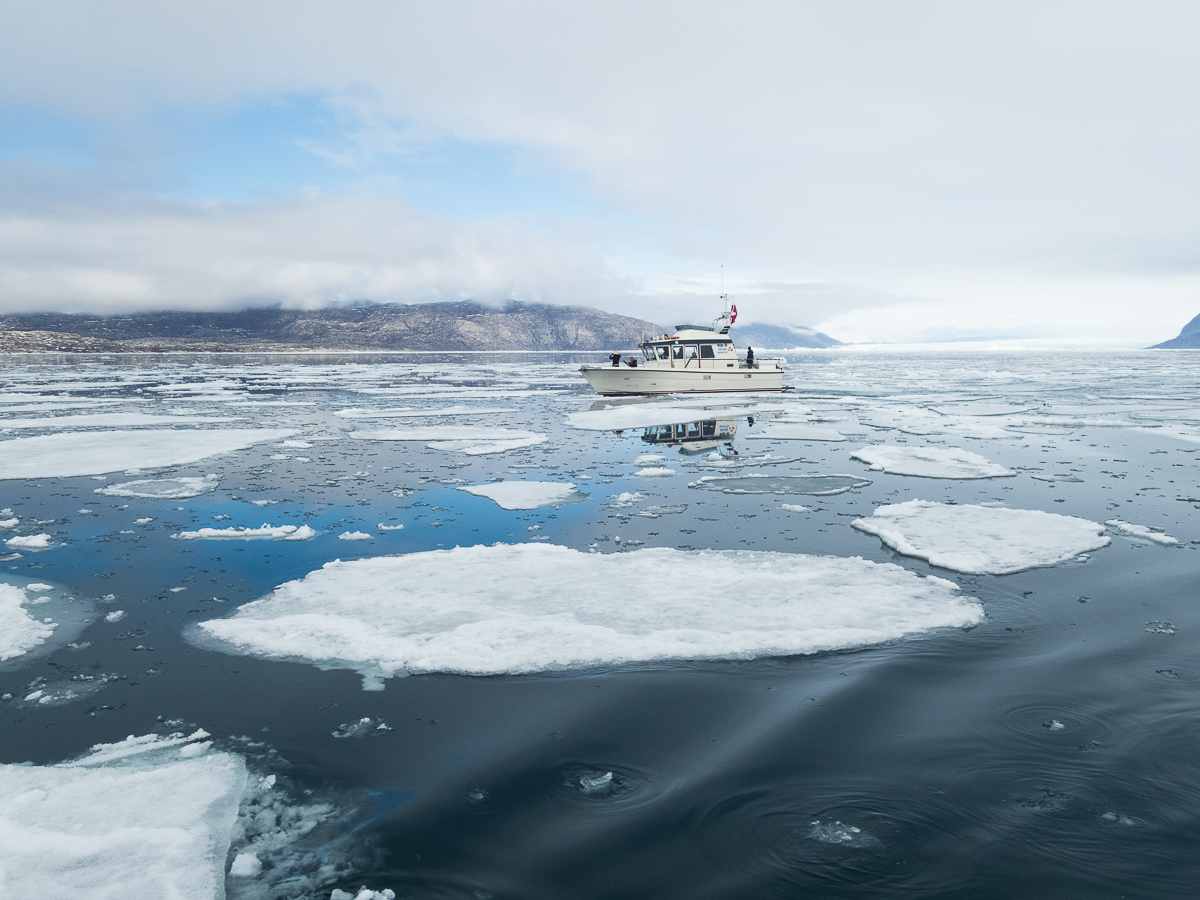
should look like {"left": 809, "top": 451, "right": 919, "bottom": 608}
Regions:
{"left": 609, "top": 351, "right": 621, "bottom": 367}
{"left": 745, "top": 346, "right": 755, "bottom": 368}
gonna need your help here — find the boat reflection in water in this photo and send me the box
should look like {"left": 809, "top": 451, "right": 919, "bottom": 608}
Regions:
{"left": 641, "top": 417, "right": 740, "bottom": 455}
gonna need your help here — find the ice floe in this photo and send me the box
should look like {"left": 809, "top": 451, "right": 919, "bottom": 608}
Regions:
{"left": 351, "top": 427, "right": 546, "bottom": 455}
{"left": 189, "top": 543, "right": 982, "bottom": 681}
{"left": 0, "top": 582, "right": 56, "bottom": 661}
{"left": 5, "top": 533, "right": 53, "bottom": 551}
{"left": 852, "top": 500, "right": 1110, "bottom": 574}
{"left": 0, "top": 429, "right": 297, "bottom": 479}
{"left": 335, "top": 405, "right": 516, "bottom": 418}
{"left": 174, "top": 524, "right": 318, "bottom": 542}
{"left": 458, "top": 481, "right": 587, "bottom": 510}
{"left": 1105, "top": 520, "right": 1179, "bottom": 545}
{"left": 635, "top": 467, "right": 676, "bottom": 477}
{"left": 338, "top": 531, "right": 373, "bottom": 541}
{"left": 690, "top": 474, "right": 871, "bottom": 495}
{"left": 94, "top": 475, "right": 219, "bottom": 499}
{"left": 850, "top": 445, "right": 1015, "bottom": 479}
{"left": 0, "top": 731, "right": 245, "bottom": 899}
{"left": 0, "top": 412, "right": 244, "bottom": 429}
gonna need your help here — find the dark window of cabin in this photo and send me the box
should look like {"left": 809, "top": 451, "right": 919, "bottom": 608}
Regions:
{"left": 700, "top": 344, "right": 715, "bottom": 358}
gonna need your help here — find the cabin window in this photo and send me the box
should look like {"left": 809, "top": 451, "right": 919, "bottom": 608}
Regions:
{"left": 672, "top": 345, "right": 684, "bottom": 359}
{"left": 684, "top": 345, "right": 697, "bottom": 360}
{"left": 702, "top": 421, "right": 716, "bottom": 437}
{"left": 700, "top": 345, "right": 715, "bottom": 359}
{"left": 642, "top": 347, "right": 654, "bottom": 360}
{"left": 687, "top": 422, "right": 701, "bottom": 438}
{"left": 657, "top": 346, "right": 670, "bottom": 360}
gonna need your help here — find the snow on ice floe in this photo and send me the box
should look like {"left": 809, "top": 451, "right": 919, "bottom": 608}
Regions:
{"left": 0, "top": 582, "right": 56, "bottom": 661}
{"left": 351, "top": 427, "right": 546, "bottom": 455}
{"left": 850, "top": 445, "right": 1015, "bottom": 479}
{"left": 188, "top": 544, "right": 982, "bottom": 681}
{"left": 1105, "top": 520, "right": 1179, "bottom": 546}
{"left": 690, "top": 474, "right": 871, "bottom": 495}
{"left": 5, "top": 533, "right": 53, "bottom": 551}
{"left": 0, "top": 429, "right": 297, "bottom": 479}
{"left": 458, "top": 481, "right": 587, "bottom": 510}
{"left": 852, "top": 500, "right": 1110, "bottom": 575}
{"left": 95, "top": 475, "right": 219, "bottom": 500}
{"left": 0, "top": 412, "right": 244, "bottom": 429}
{"left": 0, "top": 730, "right": 244, "bottom": 899}
{"left": 174, "top": 524, "right": 318, "bottom": 542}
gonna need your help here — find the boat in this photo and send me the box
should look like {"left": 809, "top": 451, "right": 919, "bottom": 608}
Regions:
{"left": 579, "top": 296, "right": 785, "bottom": 395}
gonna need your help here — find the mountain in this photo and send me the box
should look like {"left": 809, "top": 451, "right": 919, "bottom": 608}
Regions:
{"left": 727, "top": 322, "right": 843, "bottom": 349}
{"left": 1149, "top": 313, "right": 1200, "bottom": 349}
{"left": 0, "top": 301, "right": 663, "bottom": 352}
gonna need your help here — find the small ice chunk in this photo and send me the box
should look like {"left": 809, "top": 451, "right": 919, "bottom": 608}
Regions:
{"left": 634, "top": 455, "right": 665, "bottom": 466}
{"left": 852, "top": 500, "right": 1110, "bottom": 574}
{"left": 0, "top": 517, "right": 17, "bottom": 528}
{"left": 135, "top": 517, "right": 154, "bottom": 524}
{"left": 95, "top": 475, "right": 218, "bottom": 499}
{"left": 338, "top": 531, "right": 373, "bottom": 541}
{"left": 174, "top": 524, "right": 317, "bottom": 542}
{"left": 331, "top": 716, "right": 392, "bottom": 738}
{"left": 229, "top": 851, "right": 262, "bottom": 877}
{"left": 1105, "top": 520, "right": 1179, "bottom": 545}
{"left": 5, "top": 534, "right": 52, "bottom": 551}
{"left": 105, "top": 610, "right": 126, "bottom": 623}
{"left": 26, "top": 583, "right": 52, "bottom": 591}
{"left": 1, "top": 583, "right": 57, "bottom": 661}
{"left": 458, "top": 482, "right": 587, "bottom": 510}
{"left": 781, "top": 504, "right": 810, "bottom": 512}
{"left": 635, "top": 467, "right": 676, "bottom": 477}
{"left": 850, "top": 445, "right": 1015, "bottom": 479}
{"left": 377, "top": 523, "right": 404, "bottom": 531}
{"left": 578, "top": 771, "right": 614, "bottom": 794}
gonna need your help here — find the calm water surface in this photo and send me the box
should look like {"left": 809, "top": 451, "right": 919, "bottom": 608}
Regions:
{"left": 1, "top": 350, "right": 1198, "bottom": 899}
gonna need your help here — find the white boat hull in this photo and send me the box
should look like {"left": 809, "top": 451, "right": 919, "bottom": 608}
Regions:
{"left": 580, "top": 360, "right": 784, "bottom": 395}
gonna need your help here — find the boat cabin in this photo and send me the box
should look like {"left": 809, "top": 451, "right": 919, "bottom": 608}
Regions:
{"left": 638, "top": 325, "right": 741, "bottom": 367}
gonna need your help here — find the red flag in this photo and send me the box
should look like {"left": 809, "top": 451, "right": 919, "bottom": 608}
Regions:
{"left": 729, "top": 304, "right": 737, "bottom": 324}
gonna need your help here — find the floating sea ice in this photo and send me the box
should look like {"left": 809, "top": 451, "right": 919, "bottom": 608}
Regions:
{"left": 330, "top": 888, "right": 396, "bottom": 900}
{"left": 635, "top": 454, "right": 666, "bottom": 466}
{"left": 4, "top": 533, "right": 53, "bottom": 551}
{"left": 352, "top": 427, "right": 546, "bottom": 455}
{"left": 377, "top": 523, "right": 404, "bottom": 531}
{"left": 1105, "top": 520, "right": 1179, "bottom": 545}
{"left": 189, "top": 543, "right": 983, "bottom": 681}
{"left": 781, "top": 503, "right": 811, "bottom": 512}
{"left": 635, "top": 467, "right": 676, "bottom": 477}
{"left": 850, "top": 445, "right": 1015, "bottom": 479}
{"left": 338, "top": 531, "right": 373, "bottom": 541}
{"left": 690, "top": 474, "right": 871, "bottom": 495}
{"left": 609, "top": 492, "right": 644, "bottom": 508}
{"left": 0, "top": 730, "right": 245, "bottom": 899}
{"left": 0, "top": 516, "right": 16, "bottom": 527}
{"left": 335, "top": 405, "right": 517, "bottom": 418}
{"left": 745, "top": 424, "right": 846, "bottom": 441}
{"left": 0, "top": 412, "right": 245, "bottom": 429}
{"left": 0, "top": 429, "right": 296, "bottom": 479}
{"left": 331, "top": 716, "right": 393, "bottom": 739}
{"left": 96, "top": 475, "right": 221, "bottom": 499}
{"left": 0, "top": 583, "right": 56, "bottom": 661}
{"left": 174, "top": 524, "right": 318, "bottom": 542}
{"left": 852, "top": 500, "right": 1110, "bottom": 575}
{"left": 458, "top": 481, "right": 587, "bottom": 510}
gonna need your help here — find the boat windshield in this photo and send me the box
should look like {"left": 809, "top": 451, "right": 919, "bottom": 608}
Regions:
{"left": 657, "top": 346, "right": 670, "bottom": 360}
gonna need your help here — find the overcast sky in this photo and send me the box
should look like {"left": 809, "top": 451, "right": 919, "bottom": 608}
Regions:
{"left": 1, "top": 1, "right": 1197, "bottom": 344}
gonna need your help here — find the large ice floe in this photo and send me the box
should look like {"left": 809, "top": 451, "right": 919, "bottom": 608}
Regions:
{"left": 850, "top": 445, "right": 1015, "bottom": 479}
{"left": 351, "top": 427, "right": 546, "bottom": 455}
{"left": 0, "top": 579, "right": 95, "bottom": 668}
{"left": 0, "top": 429, "right": 297, "bottom": 479}
{"left": 0, "top": 412, "right": 244, "bottom": 429}
{"left": 852, "top": 501, "right": 1110, "bottom": 574}
{"left": 0, "top": 730, "right": 245, "bottom": 898}
{"left": 458, "top": 481, "right": 587, "bottom": 510}
{"left": 95, "top": 475, "right": 219, "bottom": 499}
{"left": 335, "top": 405, "right": 516, "bottom": 418}
{"left": 189, "top": 544, "right": 982, "bottom": 683}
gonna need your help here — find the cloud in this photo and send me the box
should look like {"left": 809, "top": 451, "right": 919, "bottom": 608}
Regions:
{"left": 1, "top": 1, "right": 1199, "bottom": 341}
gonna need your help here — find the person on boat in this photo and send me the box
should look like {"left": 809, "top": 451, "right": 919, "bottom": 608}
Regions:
{"left": 745, "top": 346, "right": 755, "bottom": 368}
{"left": 627, "top": 356, "right": 638, "bottom": 367}
{"left": 609, "top": 351, "right": 621, "bottom": 367}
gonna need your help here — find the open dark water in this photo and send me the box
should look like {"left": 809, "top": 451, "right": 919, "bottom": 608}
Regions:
{"left": 2, "top": 350, "right": 1199, "bottom": 899}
